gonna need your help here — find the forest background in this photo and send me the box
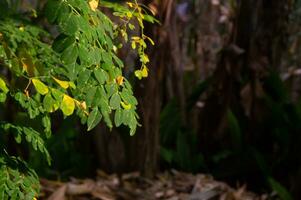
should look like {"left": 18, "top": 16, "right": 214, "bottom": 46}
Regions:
{"left": 1, "top": 0, "right": 301, "bottom": 199}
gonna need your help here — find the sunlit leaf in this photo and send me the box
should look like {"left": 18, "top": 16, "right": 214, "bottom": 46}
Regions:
{"left": 52, "top": 76, "right": 69, "bottom": 89}
{"left": 0, "top": 77, "right": 9, "bottom": 93}
{"left": 32, "top": 79, "right": 49, "bottom": 95}
{"left": 116, "top": 76, "right": 124, "bottom": 86}
{"left": 121, "top": 101, "right": 131, "bottom": 110}
{"left": 141, "top": 66, "right": 148, "bottom": 77}
{"left": 131, "top": 41, "right": 136, "bottom": 49}
{"left": 60, "top": 94, "right": 75, "bottom": 116}
{"left": 89, "top": 0, "right": 99, "bottom": 11}
{"left": 135, "top": 70, "right": 143, "bottom": 80}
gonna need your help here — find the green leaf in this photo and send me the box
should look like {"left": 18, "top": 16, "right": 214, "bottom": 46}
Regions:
{"left": 53, "top": 34, "right": 75, "bottom": 53}
{"left": 43, "top": 94, "right": 58, "bottom": 113}
{"left": 94, "top": 68, "right": 108, "bottom": 85}
{"left": 268, "top": 177, "right": 293, "bottom": 200}
{"left": 51, "top": 88, "right": 63, "bottom": 101}
{"left": 87, "top": 107, "right": 102, "bottom": 131}
{"left": 160, "top": 147, "right": 173, "bottom": 164}
{"left": 121, "top": 88, "right": 138, "bottom": 106}
{"left": 109, "top": 93, "right": 121, "bottom": 109}
{"left": 227, "top": 109, "right": 242, "bottom": 150}
{"left": 99, "top": 98, "right": 112, "bottom": 129}
{"left": 102, "top": 51, "right": 114, "bottom": 66}
{"left": 42, "top": 115, "right": 51, "bottom": 138}
{"left": 93, "top": 87, "right": 103, "bottom": 107}
{"left": 86, "top": 87, "right": 97, "bottom": 107}
{"left": 61, "top": 44, "right": 78, "bottom": 65}
{"left": 77, "top": 69, "right": 91, "bottom": 87}
{"left": 61, "top": 14, "right": 79, "bottom": 35}
{"left": 0, "top": 93, "right": 6, "bottom": 103}
{"left": 56, "top": 3, "right": 70, "bottom": 22}
{"left": 78, "top": 45, "right": 92, "bottom": 65}
{"left": 114, "top": 108, "right": 122, "bottom": 127}
{"left": 112, "top": 54, "right": 124, "bottom": 68}
{"left": 44, "top": 0, "right": 61, "bottom": 23}
{"left": 14, "top": 133, "right": 22, "bottom": 144}
{"left": 105, "top": 83, "right": 118, "bottom": 98}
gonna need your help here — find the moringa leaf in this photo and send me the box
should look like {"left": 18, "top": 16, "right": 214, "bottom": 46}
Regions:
{"left": 32, "top": 79, "right": 49, "bottom": 95}
{"left": 60, "top": 94, "right": 75, "bottom": 116}
{"left": 87, "top": 107, "right": 102, "bottom": 131}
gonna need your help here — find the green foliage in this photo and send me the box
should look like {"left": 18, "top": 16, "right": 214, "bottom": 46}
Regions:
{"left": 0, "top": 153, "right": 39, "bottom": 200}
{"left": 160, "top": 100, "right": 206, "bottom": 172}
{"left": 0, "top": 0, "right": 155, "bottom": 198}
{"left": 159, "top": 72, "right": 301, "bottom": 198}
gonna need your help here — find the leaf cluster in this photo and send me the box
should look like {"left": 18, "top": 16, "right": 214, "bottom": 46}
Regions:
{"left": 0, "top": 0, "right": 156, "bottom": 198}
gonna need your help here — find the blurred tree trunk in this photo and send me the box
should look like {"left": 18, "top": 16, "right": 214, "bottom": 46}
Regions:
{"left": 127, "top": 0, "right": 168, "bottom": 178}
{"left": 199, "top": 0, "right": 291, "bottom": 177}
{"left": 200, "top": 0, "right": 290, "bottom": 143}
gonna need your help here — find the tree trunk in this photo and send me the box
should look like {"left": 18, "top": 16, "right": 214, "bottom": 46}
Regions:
{"left": 198, "top": 0, "right": 291, "bottom": 189}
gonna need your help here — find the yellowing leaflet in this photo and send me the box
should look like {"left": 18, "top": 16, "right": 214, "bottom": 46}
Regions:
{"left": 89, "top": 0, "right": 99, "bottom": 11}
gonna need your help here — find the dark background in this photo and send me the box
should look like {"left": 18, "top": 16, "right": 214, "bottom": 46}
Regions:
{"left": 3, "top": 0, "right": 301, "bottom": 199}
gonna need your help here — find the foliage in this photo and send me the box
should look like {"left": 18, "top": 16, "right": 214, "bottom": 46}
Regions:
{"left": 0, "top": 153, "right": 39, "bottom": 200}
{"left": 0, "top": 0, "right": 155, "bottom": 198}
{"left": 160, "top": 99, "right": 206, "bottom": 173}
{"left": 159, "top": 70, "right": 301, "bottom": 198}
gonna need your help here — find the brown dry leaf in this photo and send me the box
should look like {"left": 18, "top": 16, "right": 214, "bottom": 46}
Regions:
{"left": 116, "top": 76, "right": 124, "bottom": 86}
{"left": 40, "top": 171, "right": 269, "bottom": 200}
{"left": 66, "top": 180, "right": 95, "bottom": 195}
{"left": 89, "top": 0, "right": 99, "bottom": 11}
{"left": 20, "top": 56, "right": 35, "bottom": 77}
{"left": 91, "top": 188, "right": 116, "bottom": 200}
{"left": 47, "top": 185, "right": 67, "bottom": 200}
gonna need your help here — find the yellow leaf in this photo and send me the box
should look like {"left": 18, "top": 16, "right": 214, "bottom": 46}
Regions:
{"left": 145, "top": 36, "right": 155, "bottom": 45}
{"left": 134, "top": 70, "right": 142, "bottom": 80}
{"left": 52, "top": 77, "right": 69, "bottom": 89}
{"left": 75, "top": 100, "right": 87, "bottom": 110}
{"left": 60, "top": 94, "right": 75, "bottom": 116}
{"left": 20, "top": 55, "right": 35, "bottom": 77}
{"left": 0, "top": 77, "right": 9, "bottom": 93}
{"left": 141, "top": 54, "right": 149, "bottom": 64}
{"left": 89, "top": 0, "right": 99, "bottom": 11}
{"left": 131, "top": 41, "right": 136, "bottom": 49}
{"left": 80, "top": 101, "right": 87, "bottom": 110}
{"left": 141, "top": 66, "right": 148, "bottom": 77}
{"left": 121, "top": 101, "right": 131, "bottom": 110}
{"left": 131, "top": 36, "right": 140, "bottom": 41}
{"left": 19, "top": 26, "right": 25, "bottom": 31}
{"left": 126, "top": 2, "right": 134, "bottom": 8}
{"left": 32, "top": 79, "right": 49, "bottom": 95}
{"left": 126, "top": 11, "right": 133, "bottom": 18}
{"left": 116, "top": 76, "right": 124, "bottom": 86}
